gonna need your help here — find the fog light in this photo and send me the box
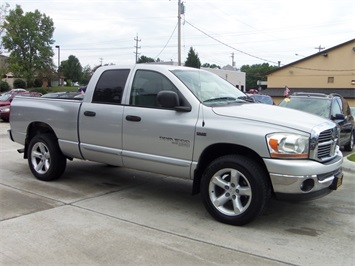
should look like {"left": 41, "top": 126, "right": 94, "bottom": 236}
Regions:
{"left": 301, "top": 179, "right": 315, "bottom": 192}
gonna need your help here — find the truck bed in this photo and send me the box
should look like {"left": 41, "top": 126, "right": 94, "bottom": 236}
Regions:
{"left": 10, "top": 96, "right": 83, "bottom": 158}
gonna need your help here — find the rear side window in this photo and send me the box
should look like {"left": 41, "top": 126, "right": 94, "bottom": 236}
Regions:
{"left": 92, "top": 69, "right": 130, "bottom": 104}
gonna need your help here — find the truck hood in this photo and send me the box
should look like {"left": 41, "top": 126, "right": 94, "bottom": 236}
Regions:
{"left": 212, "top": 103, "right": 333, "bottom": 133}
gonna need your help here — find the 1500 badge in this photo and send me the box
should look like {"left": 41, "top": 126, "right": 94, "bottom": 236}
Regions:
{"left": 159, "top": 136, "right": 190, "bottom": 147}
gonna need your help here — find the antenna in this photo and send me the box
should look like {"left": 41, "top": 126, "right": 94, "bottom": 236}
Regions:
{"left": 231, "top": 52, "right": 235, "bottom": 67}
{"left": 315, "top": 45, "right": 325, "bottom": 52}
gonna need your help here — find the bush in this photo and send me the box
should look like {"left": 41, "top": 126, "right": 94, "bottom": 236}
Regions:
{"left": 13, "top": 79, "right": 26, "bottom": 89}
{"left": 33, "top": 79, "right": 43, "bottom": 88}
{"left": 30, "top": 88, "right": 47, "bottom": 95}
{"left": 66, "top": 79, "right": 72, "bottom": 87}
{"left": 0, "top": 81, "right": 10, "bottom": 92}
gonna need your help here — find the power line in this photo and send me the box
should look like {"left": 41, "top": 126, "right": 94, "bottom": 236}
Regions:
{"left": 185, "top": 20, "right": 355, "bottom": 72}
{"left": 185, "top": 20, "right": 278, "bottom": 65}
{"left": 154, "top": 22, "right": 178, "bottom": 60}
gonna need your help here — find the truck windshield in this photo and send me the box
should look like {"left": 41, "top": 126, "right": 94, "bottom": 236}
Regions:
{"left": 171, "top": 69, "right": 246, "bottom": 104}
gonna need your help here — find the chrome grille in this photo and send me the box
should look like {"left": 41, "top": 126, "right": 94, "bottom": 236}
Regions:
{"left": 318, "top": 129, "right": 335, "bottom": 158}
{"left": 310, "top": 122, "right": 338, "bottom": 162}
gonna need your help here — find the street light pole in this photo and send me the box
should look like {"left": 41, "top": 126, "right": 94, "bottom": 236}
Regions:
{"left": 177, "top": 0, "right": 181, "bottom": 66}
{"left": 55, "top": 45, "right": 60, "bottom": 86}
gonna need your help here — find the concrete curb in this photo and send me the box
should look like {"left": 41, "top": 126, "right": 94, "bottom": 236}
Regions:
{"left": 343, "top": 152, "right": 355, "bottom": 172}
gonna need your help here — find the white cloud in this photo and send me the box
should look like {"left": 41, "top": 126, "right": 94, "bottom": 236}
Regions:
{"left": 4, "top": 0, "right": 355, "bottom": 68}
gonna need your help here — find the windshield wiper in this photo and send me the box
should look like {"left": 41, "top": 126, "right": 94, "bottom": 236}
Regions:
{"left": 203, "top": 97, "right": 238, "bottom": 103}
{"left": 237, "top": 96, "right": 256, "bottom": 103}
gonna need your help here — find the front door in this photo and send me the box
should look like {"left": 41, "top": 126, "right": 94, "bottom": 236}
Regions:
{"left": 122, "top": 69, "right": 198, "bottom": 179}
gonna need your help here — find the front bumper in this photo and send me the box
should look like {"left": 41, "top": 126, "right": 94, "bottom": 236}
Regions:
{"left": 263, "top": 152, "right": 343, "bottom": 200}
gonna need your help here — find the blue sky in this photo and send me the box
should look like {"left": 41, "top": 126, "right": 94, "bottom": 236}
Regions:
{"left": 3, "top": 0, "right": 355, "bottom": 69}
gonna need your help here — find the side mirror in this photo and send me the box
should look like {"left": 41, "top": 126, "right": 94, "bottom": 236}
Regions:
{"left": 157, "top": 91, "right": 191, "bottom": 112}
{"left": 331, "top": 113, "right": 346, "bottom": 120}
{"left": 157, "top": 91, "right": 179, "bottom": 108}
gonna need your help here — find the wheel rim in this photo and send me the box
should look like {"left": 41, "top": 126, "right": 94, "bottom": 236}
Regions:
{"left": 208, "top": 168, "right": 252, "bottom": 216}
{"left": 31, "top": 142, "right": 51, "bottom": 174}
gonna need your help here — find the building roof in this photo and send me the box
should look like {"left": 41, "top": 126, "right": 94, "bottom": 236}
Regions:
{"left": 263, "top": 88, "right": 355, "bottom": 98}
{"left": 267, "top": 38, "right": 355, "bottom": 75}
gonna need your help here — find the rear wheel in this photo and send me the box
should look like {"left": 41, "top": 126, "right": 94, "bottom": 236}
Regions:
{"left": 28, "top": 134, "right": 66, "bottom": 181}
{"left": 201, "top": 155, "right": 271, "bottom": 225}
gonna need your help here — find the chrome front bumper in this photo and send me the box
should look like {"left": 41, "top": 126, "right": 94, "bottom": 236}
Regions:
{"left": 264, "top": 152, "right": 343, "bottom": 200}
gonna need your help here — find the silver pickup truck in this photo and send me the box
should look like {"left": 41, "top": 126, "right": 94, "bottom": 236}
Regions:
{"left": 9, "top": 64, "right": 343, "bottom": 225}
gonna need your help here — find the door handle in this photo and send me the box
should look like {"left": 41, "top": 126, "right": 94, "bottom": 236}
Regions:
{"left": 84, "top": 111, "right": 96, "bottom": 117}
{"left": 126, "top": 115, "right": 141, "bottom": 122}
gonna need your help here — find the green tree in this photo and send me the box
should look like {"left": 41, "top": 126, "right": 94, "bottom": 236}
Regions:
{"left": 185, "top": 47, "right": 201, "bottom": 69}
{"left": 0, "top": 2, "right": 10, "bottom": 54}
{"left": 80, "top": 64, "right": 92, "bottom": 84}
{"left": 201, "top": 63, "right": 220, "bottom": 69}
{"left": 59, "top": 55, "right": 82, "bottom": 82}
{"left": 137, "top": 55, "right": 155, "bottom": 63}
{"left": 240, "top": 63, "right": 278, "bottom": 91}
{"left": 2, "top": 5, "right": 55, "bottom": 87}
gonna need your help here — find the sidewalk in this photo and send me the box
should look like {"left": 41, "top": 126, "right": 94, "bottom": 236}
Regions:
{"left": 343, "top": 152, "right": 355, "bottom": 172}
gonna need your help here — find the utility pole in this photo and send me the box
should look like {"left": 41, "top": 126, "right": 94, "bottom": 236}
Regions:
{"left": 178, "top": 0, "right": 182, "bottom": 66}
{"left": 231, "top": 52, "right": 235, "bottom": 67}
{"left": 315, "top": 45, "right": 325, "bottom": 52}
{"left": 134, "top": 34, "right": 141, "bottom": 63}
{"left": 55, "top": 45, "right": 60, "bottom": 86}
{"left": 177, "top": 0, "right": 185, "bottom": 66}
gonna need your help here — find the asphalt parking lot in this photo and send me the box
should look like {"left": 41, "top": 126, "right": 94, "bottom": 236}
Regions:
{"left": 1, "top": 121, "right": 354, "bottom": 265}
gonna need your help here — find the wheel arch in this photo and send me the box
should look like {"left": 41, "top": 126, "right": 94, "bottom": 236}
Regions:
{"left": 192, "top": 143, "right": 272, "bottom": 195}
{"left": 23, "top": 122, "right": 57, "bottom": 159}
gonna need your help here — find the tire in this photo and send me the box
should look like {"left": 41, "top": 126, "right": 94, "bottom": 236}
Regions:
{"left": 344, "top": 131, "right": 354, "bottom": 151}
{"left": 201, "top": 155, "right": 271, "bottom": 226}
{"left": 28, "top": 134, "right": 67, "bottom": 181}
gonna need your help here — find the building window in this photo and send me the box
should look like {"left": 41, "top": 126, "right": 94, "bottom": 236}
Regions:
{"left": 328, "top": 77, "right": 334, "bottom": 83}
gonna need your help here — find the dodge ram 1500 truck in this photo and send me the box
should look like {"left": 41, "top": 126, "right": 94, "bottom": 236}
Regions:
{"left": 8, "top": 64, "right": 344, "bottom": 225}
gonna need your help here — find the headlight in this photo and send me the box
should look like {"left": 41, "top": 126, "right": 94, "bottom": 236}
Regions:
{"left": 266, "top": 133, "right": 309, "bottom": 159}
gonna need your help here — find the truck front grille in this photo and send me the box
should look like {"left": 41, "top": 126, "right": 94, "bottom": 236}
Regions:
{"left": 310, "top": 123, "right": 338, "bottom": 162}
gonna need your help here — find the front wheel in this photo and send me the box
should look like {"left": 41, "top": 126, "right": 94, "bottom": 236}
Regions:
{"left": 201, "top": 155, "right": 271, "bottom": 226}
{"left": 344, "top": 131, "right": 354, "bottom": 151}
{"left": 28, "top": 134, "right": 67, "bottom": 181}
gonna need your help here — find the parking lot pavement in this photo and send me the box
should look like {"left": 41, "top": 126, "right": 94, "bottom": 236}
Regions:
{"left": 1, "top": 121, "right": 354, "bottom": 265}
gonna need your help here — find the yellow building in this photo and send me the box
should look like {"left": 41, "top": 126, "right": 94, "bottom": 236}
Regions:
{"left": 265, "top": 39, "right": 355, "bottom": 106}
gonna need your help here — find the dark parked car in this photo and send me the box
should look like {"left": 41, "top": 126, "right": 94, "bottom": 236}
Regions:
{"left": 247, "top": 94, "right": 275, "bottom": 105}
{"left": 78, "top": 86, "right": 87, "bottom": 93}
{"left": 279, "top": 92, "right": 354, "bottom": 151}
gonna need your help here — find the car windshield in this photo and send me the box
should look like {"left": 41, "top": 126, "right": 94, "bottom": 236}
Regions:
{"left": 250, "top": 94, "right": 274, "bottom": 105}
{"left": 171, "top": 69, "right": 246, "bottom": 105}
{"left": 0, "top": 94, "right": 11, "bottom": 101}
{"left": 279, "top": 97, "right": 331, "bottom": 118}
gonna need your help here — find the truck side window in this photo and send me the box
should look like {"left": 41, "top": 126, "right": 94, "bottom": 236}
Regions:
{"left": 92, "top": 69, "right": 130, "bottom": 104}
{"left": 130, "top": 70, "right": 178, "bottom": 107}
